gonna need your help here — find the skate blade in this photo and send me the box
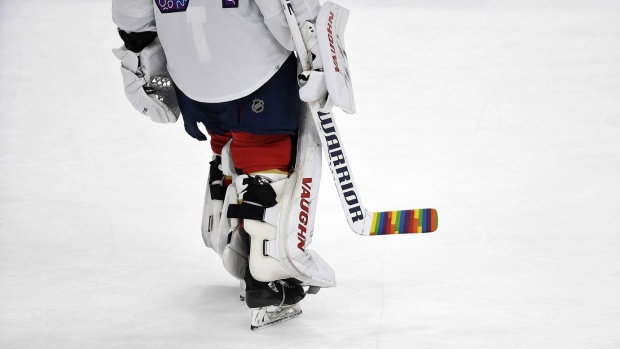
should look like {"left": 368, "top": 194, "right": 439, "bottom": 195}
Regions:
{"left": 250, "top": 305, "right": 302, "bottom": 331}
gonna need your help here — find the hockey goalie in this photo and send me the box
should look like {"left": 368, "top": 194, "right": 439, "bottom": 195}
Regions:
{"left": 111, "top": 0, "right": 351, "bottom": 330}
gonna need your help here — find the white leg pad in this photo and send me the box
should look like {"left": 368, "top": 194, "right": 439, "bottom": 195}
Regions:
{"left": 245, "top": 219, "right": 294, "bottom": 282}
{"left": 201, "top": 155, "right": 225, "bottom": 256}
{"left": 201, "top": 142, "right": 249, "bottom": 281}
{"left": 201, "top": 198, "right": 222, "bottom": 251}
{"left": 201, "top": 140, "right": 235, "bottom": 258}
{"left": 234, "top": 105, "right": 336, "bottom": 288}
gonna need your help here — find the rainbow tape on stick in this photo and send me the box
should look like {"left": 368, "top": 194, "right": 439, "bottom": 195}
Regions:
{"left": 370, "top": 209, "right": 438, "bottom": 235}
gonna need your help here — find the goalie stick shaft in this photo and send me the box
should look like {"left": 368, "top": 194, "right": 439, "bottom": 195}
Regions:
{"left": 280, "top": 0, "right": 438, "bottom": 236}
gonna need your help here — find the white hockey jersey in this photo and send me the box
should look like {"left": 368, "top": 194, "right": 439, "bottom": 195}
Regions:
{"left": 112, "top": 0, "right": 320, "bottom": 103}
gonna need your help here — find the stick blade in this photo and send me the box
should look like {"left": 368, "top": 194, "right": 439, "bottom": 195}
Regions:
{"left": 368, "top": 209, "right": 438, "bottom": 236}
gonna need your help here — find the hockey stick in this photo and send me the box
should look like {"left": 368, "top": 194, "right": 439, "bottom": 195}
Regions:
{"left": 280, "top": 0, "right": 438, "bottom": 236}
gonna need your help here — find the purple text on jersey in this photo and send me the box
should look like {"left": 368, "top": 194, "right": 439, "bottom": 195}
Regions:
{"left": 222, "top": 0, "right": 238, "bottom": 8}
{"left": 156, "top": 0, "right": 190, "bottom": 13}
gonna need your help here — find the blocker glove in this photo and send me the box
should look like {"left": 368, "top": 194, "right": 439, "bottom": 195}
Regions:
{"left": 113, "top": 37, "right": 180, "bottom": 124}
{"left": 298, "top": 21, "right": 328, "bottom": 103}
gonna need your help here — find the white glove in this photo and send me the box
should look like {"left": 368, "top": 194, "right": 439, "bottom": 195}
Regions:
{"left": 298, "top": 21, "right": 328, "bottom": 103}
{"left": 112, "top": 38, "right": 180, "bottom": 124}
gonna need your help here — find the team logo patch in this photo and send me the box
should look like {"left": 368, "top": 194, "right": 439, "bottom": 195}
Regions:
{"left": 222, "top": 0, "right": 238, "bottom": 8}
{"left": 155, "top": 0, "right": 190, "bottom": 13}
{"left": 252, "top": 99, "right": 265, "bottom": 113}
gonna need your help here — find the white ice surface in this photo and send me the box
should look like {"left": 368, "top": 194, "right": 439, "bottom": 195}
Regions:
{"left": 2, "top": 0, "right": 620, "bottom": 348}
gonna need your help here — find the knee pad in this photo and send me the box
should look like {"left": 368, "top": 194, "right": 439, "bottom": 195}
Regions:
{"left": 226, "top": 107, "right": 336, "bottom": 288}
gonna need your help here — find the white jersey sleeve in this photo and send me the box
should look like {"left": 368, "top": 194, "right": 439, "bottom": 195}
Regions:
{"left": 112, "top": 0, "right": 156, "bottom": 33}
{"left": 254, "top": 0, "right": 321, "bottom": 51}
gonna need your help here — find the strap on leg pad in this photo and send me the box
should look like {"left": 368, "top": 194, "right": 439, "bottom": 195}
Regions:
{"left": 208, "top": 156, "right": 226, "bottom": 201}
{"left": 227, "top": 176, "right": 279, "bottom": 225}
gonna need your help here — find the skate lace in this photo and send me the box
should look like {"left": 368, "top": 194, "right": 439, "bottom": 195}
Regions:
{"left": 267, "top": 280, "right": 294, "bottom": 307}
{"left": 277, "top": 280, "right": 292, "bottom": 307}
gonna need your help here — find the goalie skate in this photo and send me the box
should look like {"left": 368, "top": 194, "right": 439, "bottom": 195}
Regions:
{"left": 250, "top": 304, "right": 302, "bottom": 331}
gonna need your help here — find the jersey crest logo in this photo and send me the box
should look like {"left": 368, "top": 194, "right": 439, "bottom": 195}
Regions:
{"left": 222, "top": 0, "right": 238, "bottom": 8}
{"left": 155, "top": 0, "right": 190, "bottom": 13}
{"left": 252, "top": 99, "right": 265, "bottom": 113}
